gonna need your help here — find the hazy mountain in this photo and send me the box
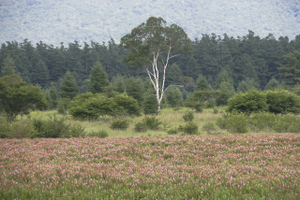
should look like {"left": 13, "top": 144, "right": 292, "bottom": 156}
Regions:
{"left": 0, "top": 0, "right": 299, "bottom": 46}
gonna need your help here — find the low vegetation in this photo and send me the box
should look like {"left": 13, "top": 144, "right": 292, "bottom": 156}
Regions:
{"left": 0, "top": 134, "right": 299, "bottom": 199}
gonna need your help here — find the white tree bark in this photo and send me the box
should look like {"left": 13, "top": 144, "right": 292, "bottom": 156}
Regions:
{"left": 144, "top": 46, "right": 181, "bottom": 112}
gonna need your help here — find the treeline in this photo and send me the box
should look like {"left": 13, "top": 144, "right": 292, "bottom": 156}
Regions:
{"left": 0, "top": 31, "right": 300, "bottom": 98}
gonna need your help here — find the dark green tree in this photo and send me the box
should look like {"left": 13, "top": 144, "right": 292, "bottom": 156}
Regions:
{"left": 278, "top": 51, "right": 300, "bottom": 85}
{"left": 0, "top": 74, "right": 47, "bottom": 122}
{"left": 165, "top": 87, "right": 183, "bottom": 108}
{"left": 237, "top": 78, "right": 259, "bottom": 93}
{"left": 227, "top": 91, "right": 268, "bottom": 115}
{"left": 265, "top": 78, "right": 280, "bottom": 90}
{"left": 60, "top": 71, "right": 79, "bottom": 99}
{"left": 195, "top": 74, "right": 209, "bottom": 91}
{"left": 266, "top": 90, "right": 300, "bottom": 114}
{"left": 1, "top": 56, "right": 16, "bottom": 75}
{"left": 125, "top": 77, "right": 144, "bottom": 106}
{"left": 88, "top": 62, "right": 109, "bottom": 93}
{"left": 121, "top": 16, "right": 193, "bottom": 112}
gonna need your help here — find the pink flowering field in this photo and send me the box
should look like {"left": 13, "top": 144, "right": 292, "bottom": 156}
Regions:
{"left": 0, "top": 134, "right": 299, "bottom": 199}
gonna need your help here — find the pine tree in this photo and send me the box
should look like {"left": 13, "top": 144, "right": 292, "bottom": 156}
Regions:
{"left": 88, "top": 62, "right": 109, "bottom": 93}
{"left": 60, "top": 71, "right": 78, "bottom": 99}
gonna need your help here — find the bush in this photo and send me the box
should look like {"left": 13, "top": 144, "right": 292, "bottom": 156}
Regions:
{"left": 202, "top": 122, "right": 217, "bottom": 134}
{"left": 0, "top": 116, "right": 10, "bottom": 138}
{"left": 182, "top": 111, "right": 194, "bottom": 122}
{"left": 227, "top": 90, "right": 268, "bottom": 115}
{"left": 266, "top": 90, "right": 300, "bottom": 114}
{"left": 110, "top": 119, "right": 129, "bottom": 130}
{"left": 249, "top": 112, "right": 278, "bottom": 132}
{"left": 272, "top": 115, "right": 300, "bottom": 133}
{"left": 88, "top": 130, "right": 109, "bottom": 138}
{"left": 9, "top": 120, "right": 35, "bottom": 138}
{"left": 32, "top": 117, "right": 85, "bottom": 138}
{"left": 167, "top": 128, "right": 178, "bottom": 135}
{"left": 134, "top": 122, "right": 148, "bottom": 132}
{"left": 179, "top": 122, "right": 198, "bottom": 135}
{"left": 143, "top": 116, "right": 162, "bottom": 130}
{"left": 134, "top": 116, "right": 162, "bottom": 132}
{"left": 217, "top": 113, "right": 248, "bottom": 133}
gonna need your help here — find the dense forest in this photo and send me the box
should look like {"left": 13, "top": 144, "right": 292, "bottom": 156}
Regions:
{"left": 1, "top": 31, "right": 300, "bottom": 89}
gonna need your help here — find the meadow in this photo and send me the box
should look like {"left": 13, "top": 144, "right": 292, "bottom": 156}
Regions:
{"left": 0, "top": 109, "right": 299, "bottom": 199}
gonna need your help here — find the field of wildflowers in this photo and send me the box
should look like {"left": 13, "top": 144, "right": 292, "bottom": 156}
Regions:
{"left": 0, "top": 134, "right": 299, "bottom": 199}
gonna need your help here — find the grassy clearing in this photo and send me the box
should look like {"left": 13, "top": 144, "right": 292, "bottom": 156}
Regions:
{"left": 0, "top": 134, "right": 299, "bottom": 199}
{"left": 25, "top": 107, "right": 226, "bottom": 137}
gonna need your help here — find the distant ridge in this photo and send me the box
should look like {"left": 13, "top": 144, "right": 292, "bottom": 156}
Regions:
{"left": 0, "top": 0, "right": 299, "bottom": 46}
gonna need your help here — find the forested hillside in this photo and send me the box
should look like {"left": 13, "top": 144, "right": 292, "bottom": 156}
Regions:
{"left": 1, "top": 31, "right": 300, "bottom": 93}
{"left": 0, "top": 0, "right": 299, "bottom": 46}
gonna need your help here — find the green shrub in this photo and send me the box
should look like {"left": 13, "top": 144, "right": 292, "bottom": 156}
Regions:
{"left": 167, "top": 128, "right": 178, "bottom": 135}
{"left": 272, "top": 115, "right": 300, "bottom": 133}
{"left": 32, "top": 117, "right": 85, "bottom": 138}
{"left": 88, "top": 130, "right": 109, "bottom": 138}
{"left": 143, "top": 116, "right": 162, "bottom": 130}
{"left": 134, "top": 122, "right": 148, "bottom": 132}
{"left": 0, "top": 116, "right": 10, "bottom": 138}
{"left": 182, "top": 111, "right": 194, "bottom": 122}
{"left": 9, "top": 120, "right": 35, "bottom": 138}
{"left": 227, "top": 90, "right": 268, "bottom": 115}
{"left": 110, "top": 119, "right": 129, "bottom": 130}
{"left": 179, "top": 122, "right": 198, "bottom": 135}
{"left": 134, "top": 116, "right": 162, "bottom": 132}
{"left": 266, "top": 90, "right": 300, "bottom": 114}
{"left": 249, "top": 112, "right": 278, "bottom": 132}
{"left": 217, "top": 113, "right": 248, "bottom": 133}
{"left": 68, "top": 123, "right": 86, "bottom": 138}
{"left": 202, "top": 122, "right": 217, "bottom": 134}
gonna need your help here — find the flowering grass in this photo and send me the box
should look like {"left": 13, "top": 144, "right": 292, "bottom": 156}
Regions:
{"left": 1, "top": 134, "right": 299, "bottom": 199}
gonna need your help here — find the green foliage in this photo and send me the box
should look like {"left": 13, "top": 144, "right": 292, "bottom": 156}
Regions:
{"left": 237, "top": 78, "right": 259, "bottom": 93}
{"left": 134, "top": 122, "right": 148, "bottom": 132}
{"left": 124, "top": 77, "right": 144, "bottom": 106}
{"left": 0, "top": 74, "right": 48, "bottom": 122}
{"left": 182, "top": 111, "right": 194, "bottom": 122}
{"left": 278, "top": 51, "right": 300, "bottom": 85}
{"left": 60, "top": 71, "right": 78, "bottom": 99}
{"left": 143, "top": 116, "right": 162, "bottom": 130}
{"left": 227, "top": 90, "right": 268, "bottom": 115}
{"left": 69, "top": 93, "right": 141, "bottom": 120}
{"left": 143, "top": 92, "right": 158, "bottom": 115}
{"left": 264, "top": 78, "right": 280, "bottom": 90}
{"left": 248, "top": 112, "right": 278, "bottom": 132}
{"left": 110, "top": 119, "right": 129, "bottom": 130}
{"left": 88, "top": 130, "right": 109, "bottom": 138}
{"left": 195, "top": 74, "right": 209, "bottom": 90}
{"left": 202, "top": 122, "right": 217, "bottom": 134}
{"left": 165, "top": 87, "right": 183, "bottom": 108}
{"left": 0, "top": 116, "right": 10, "bottom": 138}
{"left": 9, "top": 120, "right": 35, "bottom": 138}
{"left": 217, "top": 112, "right": 248, "bottom": 133}
{"left": 272, "top": 115, "right": 300, "bottom": 133}
{"left": 134, "top": 116, "right": 162, "bottom": 132}
{"left": 185, "top": 89, "right": 219, "bottom": 111}
{"left": 32, "top": 117, "right": 85, "bottom": 138}
{"left": 167, "top": 128, "right": 178, "bottom": 135}
{"left": 112, "top": 94, "right": 141, "bottom": 117}
{"left": 121, "top": 16, "right": 193, "bottom": 112}
{"left": 178, "top": 122, "right": 198, "bottom": 135}
{"left": 69, "top": 93, "right": 114, "bottom": 120}
{"left": 88, "top": 62, "right": 109, "bottom": 93}
{"left": 266, "top": 90, "right": 300, "bottom": 114}
{"left": 57, "top": 98, "right": 67, "bottom": 115}
{"left": 1, "top": 56, "right": 16, "bottom": 76}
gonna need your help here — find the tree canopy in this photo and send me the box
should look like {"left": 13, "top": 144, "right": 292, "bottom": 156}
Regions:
{"left": 0, "top": 74, "right": 47, "bottom": 122}
{"left": 120, "top": 16, "right": 193, "bottom": 112}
